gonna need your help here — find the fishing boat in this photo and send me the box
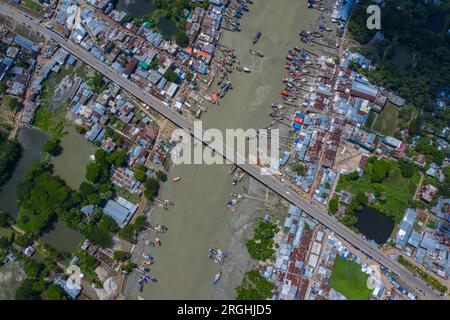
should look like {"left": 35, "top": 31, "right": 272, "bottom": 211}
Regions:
{"left": 249, "top": 49, "right": 264, "bottom": 57}
{"left": 236, "top": 65, "right": 250, "bottom": 73}
{"left": 252, "top": 31, "right": 262, "bottom": 44}
{"left": 172, "top": 176, "right": 181, "bottom": 182}
{"left": 209, "top": 248, "right": 217, "bottom": 256}
{"left": 212, "top": 272, "right": 221, "bottom": 285}
{"left": 271, "top": 103, "right": 285, "bottom": 110}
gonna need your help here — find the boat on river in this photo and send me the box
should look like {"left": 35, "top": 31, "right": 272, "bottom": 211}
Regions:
{"left": 249, "top": 49, "right": 264, "bottom": 57}
{"left": 172, "top": 176, "right": 181, "bottom": 182}
{"left": 212, "top": 272, "right": 221, "bottom": 285}
{"left": 252, "top": 31, "right": 262, "bottom": 44}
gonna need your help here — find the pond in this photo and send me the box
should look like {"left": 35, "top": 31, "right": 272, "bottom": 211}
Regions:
{"left": 40, "top": 220, "right": 84, "bottom": 254}
{"left": 0, "top": 127, "right": 48, "bottom": 217}
{"left": 354, "top": 206, "right": 395, "bottom": 244}
{"left": 50, "top": 126, "right": 96, "bottom": 191}
{"left": 115, "top": 0, "right": 178, "bottom": 37}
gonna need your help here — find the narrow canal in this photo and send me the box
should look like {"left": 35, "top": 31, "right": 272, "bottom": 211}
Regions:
{"left": 125, "top": 0, "right": 320, "bottom": 299}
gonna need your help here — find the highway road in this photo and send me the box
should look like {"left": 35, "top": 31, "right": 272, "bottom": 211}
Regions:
{"left": 0, "top": 3, "right": 440, "bottom": 299}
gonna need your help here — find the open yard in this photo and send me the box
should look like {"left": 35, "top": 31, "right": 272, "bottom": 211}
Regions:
{"left": 34, "top": 64, "right": 88, "bottom": 134}
{"left": 328, "top": 255, "right": 371, "bottom": 300}
{"left": 336, "top": 158, "right": 420, "bottom": 223}
{"left": 372, "top": 103, "right": 399, "bottom": 136}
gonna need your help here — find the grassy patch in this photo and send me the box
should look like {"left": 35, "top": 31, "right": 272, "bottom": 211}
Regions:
{"left": 236, "top": 270, "right": 274, "bottom": 300}
{"left": 365, "top": 111, "right": 377, "bottom": 130}
{"left": 21, "top": 0, "right": 44, "bottom": 14}
{"left": 336, "top": 158, "right": 420, "bottom": 223}
{"left": 328, "top": 255, "right": 371, "bottom": 300}
{"left": 372, "top": 103, "right": 399, "bottom": 136}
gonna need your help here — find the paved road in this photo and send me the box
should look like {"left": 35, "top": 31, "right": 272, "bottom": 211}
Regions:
{"left": 0, "top": 3, "right": 440, "bottom": 299}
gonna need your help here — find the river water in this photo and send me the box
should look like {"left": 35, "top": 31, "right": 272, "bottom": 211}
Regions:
{"left": 125, "top": 0, "right": 320, "bottom": 299}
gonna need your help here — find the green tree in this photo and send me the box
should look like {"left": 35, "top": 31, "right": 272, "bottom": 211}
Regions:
{"left": 8, "top": 97, "right": 20, "bottom": 111}
{"left": 400, "top": 161, "right": 415, "bottom": 178}
{"left": 133, "top": 167, "right": 146, "bottom": 182}
{"left": 144, "top": 178, "right": 160, "bottom": 200}
{"left": 329, "top": 196, "right": 339, "bottom": 215}
{"left": 370, "top": 159, "right": 390, "bottom": 183}
{"left": 15, "top": 279, "right": 41, "bottom": 300}
{"left": 292, "top": 163, "right": 306, "bottom": 176}
{"left": 174, "top": 31, "right": 189, "bottom": 47}
{"left": 164, "top": 68, "right": 179, "bottom": 82}
{"left": 43, "top": 139, "right": 62, "bottom": 156}
{"left": 45, "top": 284, "right": 68, "bottom": 300}
{"left": 85, "top": 163, "right": 102, "bottom": 183}
{"left": 113, "top": 251, "right": 130, "bottom": 262}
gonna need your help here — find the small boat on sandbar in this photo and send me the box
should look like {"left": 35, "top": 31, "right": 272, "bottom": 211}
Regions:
{"left": 172, "top": 176, "right": 181, "bottom": 182}
{"left": 212, "top": 272, "right": 222, "bottom": 285}
{"left": 249, "top": 49, "right": 264, "bottom": 57}
{"left": 252, "top": 32, "right": 262, "bottom": 44}
{"left": 236, "top": 65, "right": 250, "bottom": 73}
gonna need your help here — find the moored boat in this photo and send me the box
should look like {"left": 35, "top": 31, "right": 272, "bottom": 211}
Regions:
{"left": 212, "top": 272, "right": 221, "bottom": 285}
{"left": 252, "top": 31, "right": 262, "bottom": 44}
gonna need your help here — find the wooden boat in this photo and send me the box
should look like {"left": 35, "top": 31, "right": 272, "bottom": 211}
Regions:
{"left": 212, "top": 272, "right": 222, "bottom": 285}
{"left": 252, "top": 31, "right": 262, "bottom": 44}
{"left": 236, "top": 65, "right": 250, "bottom": 73}
{"left": 249, "top": 49, "right": 264, "bottom": 57}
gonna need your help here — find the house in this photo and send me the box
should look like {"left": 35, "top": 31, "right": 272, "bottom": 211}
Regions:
{"left": 396, "top": 208, "right": 417, "bottom": 247}
{"left": 420, "top": 184, "right": 438, "bottom": 203}
{"left": 102, "top": 197, "right": 138, "bottom": 228}
{"left": 54, "top": 276, "right": 81, "bottom": 299}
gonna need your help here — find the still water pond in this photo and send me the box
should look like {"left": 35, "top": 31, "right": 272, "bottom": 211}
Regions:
{"left": 0, "top": 127, "right": 48, "bottom": 216}
{"left": 115, "top": 0, "right": 178, "bottom": 37}
{"left": 354, "top": 206, "right": 395, "bottom": 244}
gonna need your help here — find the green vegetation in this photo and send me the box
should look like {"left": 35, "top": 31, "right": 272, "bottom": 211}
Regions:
{"left": 292, "top": 163, "right": 306, "bottom": 176}
{"left": 15, "top": 279, "right": 42, "bottom": 300}
{"left": 236, "top": 270, "right": 274, "bottom": 300}
{"left": 16, "top": 162, "right": 78, "bottom": 235}
{"left": 414, "top": 137, "right": 446, "bottom": 166}
{"left": 328, "top": 255, "right": 371, "bottom": 300}
{"left": 118, "top": 216, "right": 148, "bottom": 244}
{"left": 246, "top": 220, "right": 279, "bottom": 261}
{"left": 164, "top": 68, "right": 179, "bottom": 82}
{"left": 372, "top": 103, "right": 399, "bottom": 136}
{"left": 348, "top": 0, "right": 450, "bottom": 134}
{"left": 144, "top": 177, "right": 160, "bottom": 200}
{"left": 0, "top": 130, "right": 22, "bottom": 187}
{"left": 77, "top": 250, "right": 100, "bottom": 285}
{"left": 328, "top": 196, "right": 339, "bottom": 215}
{"left": 43, "top": 138, "right": 62, "bottom": 156}
{"left": 398, "top": 255, "right": 447, "bottom": 293}
{"left": 113, "top": 250, "right": 131, "bottom": 262}
{"left": 45, "top": 284, "right": 68, "bottom": 300}
{"left": 365, "top": 111, "right": 377, "bottom": 130}
{"left": 87, "top": 73, "right": 107, "bottom": 94}
{"left": 21, "top": 0, "right": 44, "bottom": 14}
{"left": 133, "top": 165, "right": 147, "bottom": 182}
{"left": 336, "top": 157, "right": 420, "bottom": 223}
{"left": 7, "top": 97, "right": 20, "bottom": 112}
